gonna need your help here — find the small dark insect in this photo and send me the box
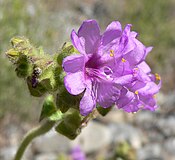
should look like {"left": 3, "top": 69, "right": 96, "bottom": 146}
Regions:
{"left": 31, "top": 67, "right": 42, "bottom": 88}
{"left": 33, "top": 67, "right": 42, "bottom": 76}
{"left": 31, "top": 76, "right": 38, "bottom": 88}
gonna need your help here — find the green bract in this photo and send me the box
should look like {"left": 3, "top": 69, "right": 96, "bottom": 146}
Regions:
{"left": 57, "top": 42, "right": 79, "bottom": 66}
{"left": 56, "top": 87, "right": 81, "bottom": 113}
{"left": 55, "top": 109, "right": 82, "bottom": 140}
{"left": 39, "top": 95, "right": 57, "bottom": 121}
{"left": 97, "top": 105, "right": 113, "bottom": 117}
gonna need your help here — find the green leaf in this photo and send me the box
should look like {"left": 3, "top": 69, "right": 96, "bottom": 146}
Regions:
{"left": 54, "top": 67, "right": 65, "bottom": 86}
{"left": 57, "top": 42, "right": 79, "bottom": 66}
{"left": 15, "top": 55, "right": 33, "bottom": 78}
{"left": 10, "top": 36, "right": 30, "bottom": 48}
{"left": 56, "top": 87, "right": 80, "bottom": 113}
{"left": 39, "top": 95, "right": 57, "bottom": 121}
{"left": 97, "top": 105, "right": 112, "bottom": 116}
{"left": 38, "top": 46, "right": 45, "bottom": 55}
{"left": 49, "top": 110, "right": 63, "bottom": 121}
{"left": 38, "top": 65, "right": 58, "bottom": 92}
{"left": 55, "top": 109, "right": 82, "bottom": 140}
{"left": 6, "top": 49, "right": 20, "bottom": 62}
{"left": 10, "top": 37, "right": 32, "bottom": 55}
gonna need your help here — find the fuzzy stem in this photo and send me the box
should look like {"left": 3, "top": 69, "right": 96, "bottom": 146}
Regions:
{"left": 14, "top": 120, "right": 55, "bottom": 160}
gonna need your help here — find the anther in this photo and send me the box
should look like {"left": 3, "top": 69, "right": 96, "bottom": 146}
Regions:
{"left": 134, "top": 68, "right": 138, "bottom": 70}
{"left": 153, "top": 94, "right": 156, "bottom": 98}
{"left": 135, "top": 91, "right": 139, "bottom": 95}
{"left": 110, "top": 50, "right": 114, "bottom": 57}
{"left": 133, "top": 68, "right": 139, "bottom": 76}
{"left": 122, "top": 58, "right": 126, "bottom": 62}
{"left": 155, "top": 73, "right": 161, "bottom": 81}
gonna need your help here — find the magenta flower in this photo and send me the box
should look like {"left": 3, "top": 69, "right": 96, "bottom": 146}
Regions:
{"left": 70, "top": 146, "right": 86, "bottom": 160}
{"left": 63, "top": 20, "right": 161, "bottom": 116}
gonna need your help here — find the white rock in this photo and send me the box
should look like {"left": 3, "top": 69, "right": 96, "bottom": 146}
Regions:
{"left": 32, "top": 129, "right": 70, "bottom": 154}
{"left": 164, "top": 138, "right": 175, "bottom": 155}
{"left": 157, "top": 116, "right": 175, "bottom": 136}
{"left": 109, "top": 123, "right": 143, "bottom": 149}
{"left": 137, "top": 143, "right": 163, "bottom": 160}
{"left": 0, "top": 146, "right": 17, "bottom": 160}
{"left": 71, "top": 121, "right": 112, "bottom": 153}
{"left": 100, "top": 110, "right": 126, "bottom": 123}
{"left": 35, "top": 153, "right": 57, "bottom": 160}
{"left": 0, "top": 146, "right": 32, "bottom": 160}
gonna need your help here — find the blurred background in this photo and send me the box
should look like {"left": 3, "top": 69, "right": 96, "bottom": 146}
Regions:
{"left": 0, "top": 0, "right": 175, "bottom": 159}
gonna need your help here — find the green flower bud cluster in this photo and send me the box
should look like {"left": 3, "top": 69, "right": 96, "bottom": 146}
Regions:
{"left": 6, "top": 37, "right": 59, "bottom": 96}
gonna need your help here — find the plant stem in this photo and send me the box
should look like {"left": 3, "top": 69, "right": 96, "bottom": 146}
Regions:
{"left": 14, "top": 120, "right": 55, "bottom": 160}
{"left": 80, "top": 109, "right": 98, "bottom": 128}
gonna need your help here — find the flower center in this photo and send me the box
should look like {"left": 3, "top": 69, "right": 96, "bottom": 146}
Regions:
{"left": 86, "top": 66, "right": 113, "bottom": 81}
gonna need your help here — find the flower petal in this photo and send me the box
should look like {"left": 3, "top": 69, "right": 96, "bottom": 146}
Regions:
{"left": 117, "top": 34, "right": 135, "bottom": 58}
{"left": 63, "top": 54, "right": 85, "bottom": 73}
{"left": 117, "top": 88, "right": 135, "bottom": 109}
{"left": 123, "top": 24, "right": 132, "bottom": 36}
{"left": 71, "top": 30, "right": 85, "bottom": 54}
{"left": 97, "top": 38, "right": 119, "bottom": 65}
{"left": 139, "top": 94, "right": 156, "bottom": 107}
{"left": 143, "top": 104, "right": 158, "bottom": 111}
{"left": 124, "top": 38, "right": 146, "bottom": 65}
{"left": 71, "top": 146, "right": 86, "bottom": 160}
{"left": 137, "top": 61, "right": 151, "bottom": 74}
{"left": 80, "top": 83, "right": 96, "bottom": 116}
{"left": 114, "top": 74, "right": 133, "bottom": 85}
{"left": 131, "top": 81, "right": 159, "bottom": 96}
{"left": 64, "top": 72, "right": 85, "bottom": 95}
{"left": 136, "top": 68, "right": 151, "bottom": 82}
{"left": 114, "top": 60, "right": 132, "bottom": 76}
{"left": 122, "top": 99, "right": 140, "bottom": 112}
{"left": 102, "top": 21, "right": 122, "bottom": 46}
{"left": 119, "top": 24, "right": 135, "bottom": 55}
{"left": 96, "top": 82, "right": 121, "bottom": 108}
{"left": 130, "top": 31, "right": 138, "bottom": 38}
{"left": 137, "top": 82, "right": 159, "bottom": 95}
{"left": 78, "top": 20, "right": 100, "bottom": 54}
{"left": 106, "top": 21, "right": 122, "bottom": 32}
{"left": 143, "top": 46, "right": 153, "bottom": 59}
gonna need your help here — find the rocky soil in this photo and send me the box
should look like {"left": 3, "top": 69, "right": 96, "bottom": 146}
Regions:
{"left": 0, "top": 92, "right": 175, "bottom": 160}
